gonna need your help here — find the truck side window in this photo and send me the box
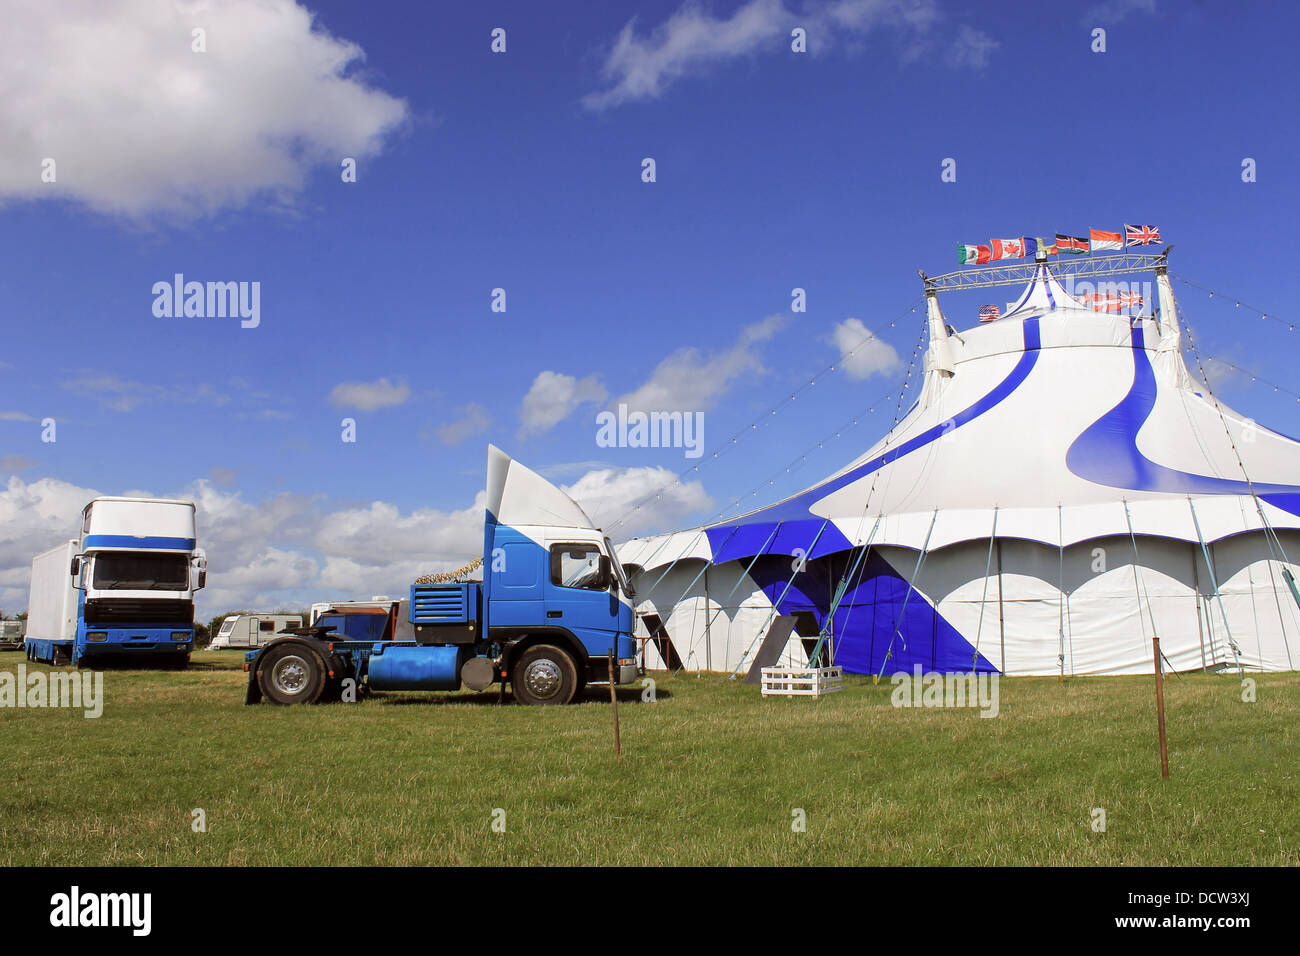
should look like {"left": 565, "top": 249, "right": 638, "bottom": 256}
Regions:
{"left": 550, "top": 544, "right": 604, "bottom": 590}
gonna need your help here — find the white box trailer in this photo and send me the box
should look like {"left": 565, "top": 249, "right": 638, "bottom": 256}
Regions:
{"left": 210, "top": 613, "right": 302, "bottom": 649}
{"left": 25, "top": 540, "right": 79, "bottom": 663}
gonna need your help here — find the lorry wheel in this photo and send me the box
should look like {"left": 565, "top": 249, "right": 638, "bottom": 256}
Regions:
{"left": 257, "top": 644, "right": 327, "bottom": 705}
{"left": 512, "top": 644, "right": 578, "bottom": 706}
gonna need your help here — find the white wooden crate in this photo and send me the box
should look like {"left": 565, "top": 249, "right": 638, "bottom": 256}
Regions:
{"left": 760, "top": 665, "right": 843, "bottom": 697}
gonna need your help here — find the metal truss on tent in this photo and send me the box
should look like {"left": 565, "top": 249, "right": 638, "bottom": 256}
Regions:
{"left": 921, "top": 251, "right": 1169, "bottom": 293}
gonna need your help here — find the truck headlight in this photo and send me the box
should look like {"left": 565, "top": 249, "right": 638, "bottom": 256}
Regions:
{"left": 86, "top": 632, "right": 107, "bottom": 642}
{"left": 171, "top": 632, "right": 190, "bottom": 641}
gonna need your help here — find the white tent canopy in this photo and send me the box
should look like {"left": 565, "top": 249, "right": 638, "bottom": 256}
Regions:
{"left": 621, "top": 257, "right": 1300, "bottom": 676}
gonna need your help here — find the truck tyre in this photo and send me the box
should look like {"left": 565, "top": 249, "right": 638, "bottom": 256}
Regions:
{"left": 257, "top": 643, "right": 327, "bottom": 705}
{"left": 512, "top": 644, "right": 578, "bottom": 706}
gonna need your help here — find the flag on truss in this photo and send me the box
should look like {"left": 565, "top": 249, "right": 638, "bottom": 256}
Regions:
{"left": 989, "top": 238, "right": 1025, "bottom": 260}
{"left": 1089, "top": 228, "right": 1124, "bottom": 252}
{"left": 1125, "top": 224, "right": 1161, "bottom": 247}
{"left": 1056, "top": 234, "right": 1089, "bottom": 254}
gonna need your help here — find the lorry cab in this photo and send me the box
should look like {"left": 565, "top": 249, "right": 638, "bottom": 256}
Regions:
{"left": 487, "top": 522, "right": 636, "bottom": 688}
{"left": 246, "top": 446, "right": 638, "bottom": 706}
{"left": 71, "top": 497, "right": 204, "bottom": 662}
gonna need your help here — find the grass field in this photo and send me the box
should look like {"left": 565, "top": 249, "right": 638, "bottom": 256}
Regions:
{"left": 2, "top": 649, "right": 1297, "bottom": 866}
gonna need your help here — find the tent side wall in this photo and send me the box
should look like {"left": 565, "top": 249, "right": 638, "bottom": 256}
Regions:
{"left": 631, "top": 529, "right": 1300, "bottom": 675}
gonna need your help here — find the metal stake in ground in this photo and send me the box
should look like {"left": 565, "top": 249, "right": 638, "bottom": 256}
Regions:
{"left": 1153, "top": 636, "right": 1169, "bottom": 779}
{"left": 607, "top": 649, "right": 621, "bottom": 756}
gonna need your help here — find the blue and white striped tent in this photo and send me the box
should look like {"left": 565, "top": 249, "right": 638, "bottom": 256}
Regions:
{"left": 620, "top": 261, "right": 1300, "bottom": 676}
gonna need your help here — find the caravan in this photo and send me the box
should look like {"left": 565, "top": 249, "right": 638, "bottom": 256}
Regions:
{"left": 210, "top": 613, "right": 302, "bottom": 649}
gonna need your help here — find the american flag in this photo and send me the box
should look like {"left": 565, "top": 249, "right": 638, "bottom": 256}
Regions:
{"left": 979, "top": 304, "right": 1001, "bottom": 323}
{"left": 1124, "top": 224, "right": 1161, "bottom": 247}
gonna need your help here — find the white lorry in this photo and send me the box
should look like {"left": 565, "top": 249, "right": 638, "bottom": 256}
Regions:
{"left": 25, "top": 498, "right": 206, "bottom": 667}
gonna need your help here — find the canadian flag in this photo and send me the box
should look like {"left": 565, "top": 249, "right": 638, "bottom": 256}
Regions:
{"left": 989, "top": 238, "right": 1025, "bottom": 260}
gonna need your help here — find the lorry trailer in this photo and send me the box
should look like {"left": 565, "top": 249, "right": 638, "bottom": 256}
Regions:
{"left": 245, "top": 446, "right": 638, "bottom": 705}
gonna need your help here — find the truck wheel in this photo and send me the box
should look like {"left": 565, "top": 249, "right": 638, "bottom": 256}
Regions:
{"left": 512, "top": 644, "right": 578, "bottom": 706}
{"left": 257, "top": 644, "right": 327, "bottom": 705}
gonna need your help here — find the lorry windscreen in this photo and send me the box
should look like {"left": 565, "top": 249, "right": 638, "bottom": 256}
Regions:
{"left": 92, "top": 552, "right": 188, "bottom": 590}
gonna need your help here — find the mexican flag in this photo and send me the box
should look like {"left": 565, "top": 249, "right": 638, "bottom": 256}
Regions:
{"left": 1056, "top": 234, "right": 1089, "bottom": 254}
{"left": 1089, "top": 228, "right": 1124, "bottom": 252}
{"left": 959, "top": 243, "right": 990, "bottom": 265}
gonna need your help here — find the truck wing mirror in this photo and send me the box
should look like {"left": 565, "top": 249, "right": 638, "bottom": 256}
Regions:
{"left": 70, "top": 556, "right": 80, "bottom": 576}
{"left": 599, "top": 554, "right": 613, "bottom": 590}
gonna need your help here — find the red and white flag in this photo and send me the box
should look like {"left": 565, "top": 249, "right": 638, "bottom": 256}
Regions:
{"left": 1124, "top": 224, "right": 1161, "bottom": 247}
{"left": 1089, "top": 229, "right": 1123, "bottom": 252}
{"left": 989, "top": 238, "right": 1025, "bottom": 260}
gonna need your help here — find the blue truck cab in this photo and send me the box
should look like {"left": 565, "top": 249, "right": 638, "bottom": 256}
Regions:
{"left": 245, "top": 446, "right": 638, "bottom": 705}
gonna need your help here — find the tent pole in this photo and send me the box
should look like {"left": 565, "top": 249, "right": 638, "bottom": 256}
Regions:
{"left": 728, "top": 519, "right": 829, "bottom": 679}
{"left": 806, "top": 515, "right": 882, "bottom": 668}
{"left": 1057, "top": 504, "right": 1066, "bottom": 680}
{"left": 1191, "top": 544, "right": 1208, "bottom": 672}
{"left": 996, "top": 539, "right": 1006, "bottom": 674}
{"left": 1122, "top": 499, "right": 1154, "bottom": 657}
{"left": 692, "top": 523, "right": 783, "bottom": 667}
{"left": 875, "top": 509, "right": 939, "bottom": 683}
{"left": 1188, "top": 496, "right": 1244, "bottom": 676}
{"left": 704, "top": 565, "right": 712, "bottom": 672}
{"left": 971, "top": 507, "right": 999, "bottom": 671}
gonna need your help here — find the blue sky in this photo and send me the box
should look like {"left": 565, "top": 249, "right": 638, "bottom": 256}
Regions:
{"left": 1, "top": 0, "right": 1298, "bottom": 614}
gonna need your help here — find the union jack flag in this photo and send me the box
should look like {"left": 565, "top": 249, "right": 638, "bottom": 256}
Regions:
{"left": 979, "top": 304, "right": 1001, "bottom": 323}
{"left": 1081, "top": 292, "right": 1144, "bottom": 313}
{"left": 1124, "top": 224, "right": 1161, "bottom": 247}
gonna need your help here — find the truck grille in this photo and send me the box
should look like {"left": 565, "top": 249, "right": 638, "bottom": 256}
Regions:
{"left": 84, "top": 598, "right": 194, "bottom": 625}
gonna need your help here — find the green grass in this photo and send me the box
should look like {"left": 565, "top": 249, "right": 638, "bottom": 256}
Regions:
{"left": 2, "top": 649, "right": 1297, "bottom": 865}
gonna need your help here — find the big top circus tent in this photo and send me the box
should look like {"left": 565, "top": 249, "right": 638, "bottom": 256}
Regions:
{"left": 618, "top": 249, "right": 1300, "bottom": 677}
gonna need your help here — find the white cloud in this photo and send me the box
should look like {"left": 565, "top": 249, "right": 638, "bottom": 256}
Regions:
{"left": 584, "top": 0, "right": 943, "bottom": 109}
{"left": 313, "top": 497, "right": 484, "bottom": 568}
{"left": 518, "top": 371, "right": 608, "bottom": 436}
{"left": 0, "top": 462, "right": 713, "bottom": 618}
{"left": 434, "top": 403, "right": 492, "bottom": 445}
{"left": 562, "top": 466, "right": 712, "bottom": 536}
{"left": 0, "top": 411, "right": 35, "bottom": 422}
{"left": 0, "top": 0, "right": 408, "bottom": 219}
{"left": 950, "top": 25, "right": 997, "bottom": 68}
{"left": 616, "top": 315, "right": 785, "bottom": 413}
{"left": 0, "top": 474, "right": 100, "bottom": 616}
{"left": 1083, "top": 0, "right": 1157, "bottom": 23}
{"left": 328, "top": 377, "right": 411, "bottom": 411}
{"left": 831, "top": 317, "right": 901, "bottom": 380}
{"left": 61, "top": 373, "right": 231, "bottom": 412}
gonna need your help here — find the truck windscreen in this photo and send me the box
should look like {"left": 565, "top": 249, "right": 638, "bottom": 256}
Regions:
{"left": 92, "top": 552, "right": 188, "bottom": 590}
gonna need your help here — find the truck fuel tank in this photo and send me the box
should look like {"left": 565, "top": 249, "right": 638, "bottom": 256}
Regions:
{"left": 366, "top": 644, "right": 468, "bottom": 692}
